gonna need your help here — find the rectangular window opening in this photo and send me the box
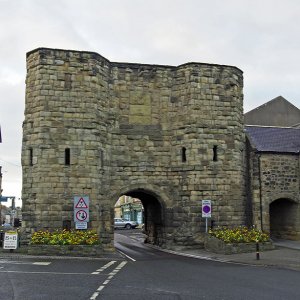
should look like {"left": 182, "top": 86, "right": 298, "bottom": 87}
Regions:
{"left": 65, "top": 148, "right": 71, "bottom": 165}
{"left": 182, "top": 147, "right": 187, "bottom": 162}
{"left": 100, "top": 149, "right": 104, "bottom": 167}
{"left": 213, "top": 145, "right": 218, "bottom": 161}
{"left": 29, "top": 148, "right": 33, "bottom": 166}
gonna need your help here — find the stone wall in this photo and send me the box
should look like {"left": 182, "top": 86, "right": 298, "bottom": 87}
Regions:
{"left": 247, "top": 148, "right": 300, "bottom": 239}
{"left": 204, "top": 235, "right": 274, "bottom": 254}
{"left": 22, "top": 48, "right": 245, "bottom": 250}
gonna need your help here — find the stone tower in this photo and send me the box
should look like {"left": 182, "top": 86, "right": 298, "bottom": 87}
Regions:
{"left": 22, "top": 48, "right": 245, "bottom": 250}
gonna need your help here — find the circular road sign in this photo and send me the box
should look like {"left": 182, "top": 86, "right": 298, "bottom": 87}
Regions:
{"left": 203, "top": 205, "right": 211, "bottom": 214}
{"left": 76, "top": 210, "right": 88, "bottom": 221}
{"left": 202, "top": 200, "right": 212, "bottom": 218}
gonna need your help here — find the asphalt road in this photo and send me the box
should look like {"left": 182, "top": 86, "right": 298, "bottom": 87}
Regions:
{"left": 113, "top": 229, "right": 300, "bottom": 299}
{"left": 0, "top": 229, "right": 300, "bottom": 300}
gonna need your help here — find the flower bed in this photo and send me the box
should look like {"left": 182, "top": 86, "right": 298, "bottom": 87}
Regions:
{"left": 208, "top": 226, "right": 270, "bottom": 243}
{"left": 205, "top": 226, "right": 274, "bottom": 254}
{"left": 27, "top": 229, "right": 109, "bottom": 257}
{"left": 30, "top": 229, "right": 100, "bottom": 245}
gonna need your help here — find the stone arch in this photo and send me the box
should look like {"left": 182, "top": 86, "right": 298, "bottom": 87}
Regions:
{"left": 269, "top": 195, "right": 300, "bottom": 240}
{"left": 266, "top": 193, "right": 299, "bottom": 206}
{"left": 110, "top": 183, "right": 172, "bottom": 246}
{"left": 110, "top": 182, "right": 172, "bottom": 208}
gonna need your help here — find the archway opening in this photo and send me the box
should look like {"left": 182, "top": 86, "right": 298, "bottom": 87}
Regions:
{"left": 114, "top": 195, "right": 144, "bottom": 228}
{"left": 113, "top": 189, "right": 164, "bottom": 246}
{"left": 270, "top": 198, "right": 298, "bottom": 240}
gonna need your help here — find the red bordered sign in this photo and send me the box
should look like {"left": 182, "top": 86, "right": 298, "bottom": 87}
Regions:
{"left": 74, "top": 196, "right": 89, "bottom": 223}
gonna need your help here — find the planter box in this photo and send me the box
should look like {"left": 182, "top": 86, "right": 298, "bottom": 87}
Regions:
{"left": 204, "top": 236, "right": 274, "bottom": 255}
{"left": 27, "top": 244, "right": 114, "bottom": 257}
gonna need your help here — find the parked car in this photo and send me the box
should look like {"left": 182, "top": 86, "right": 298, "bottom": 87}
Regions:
{"left": 114, "top": 218, "right": 138, "bottom": 229}
{"left": 0, "top": 223, "right": 13, "bottom": 230}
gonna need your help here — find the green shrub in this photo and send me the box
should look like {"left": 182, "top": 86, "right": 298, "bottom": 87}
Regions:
{"left": 209, "top": 226, "right": 270, "bottom": 244}
{"left": 30, "top": 229, "right": 100, "bottom": 245}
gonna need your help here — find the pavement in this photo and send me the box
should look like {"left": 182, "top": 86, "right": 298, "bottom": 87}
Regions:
{"left": 168, "top": 239, "right": 300, "bottom": 271}
{"left": 1, "top": 239, "right": 300, "bottom": 271}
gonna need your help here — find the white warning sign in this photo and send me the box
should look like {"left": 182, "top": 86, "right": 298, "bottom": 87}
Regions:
{"left": 74, "top": 196, "right": 89, "bottom": 223}
{"left": 75, "top": 197, "right": 89, "bottom": 208}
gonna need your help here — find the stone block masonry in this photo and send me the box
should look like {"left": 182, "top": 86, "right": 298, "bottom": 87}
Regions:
{"left": 248, "top": 151, "right": 300, "bottom": 239}
{"left": 22, "top": 48, "right": 245, "bottom": 250}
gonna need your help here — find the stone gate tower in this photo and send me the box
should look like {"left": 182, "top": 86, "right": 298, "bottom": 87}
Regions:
{"left": 22, "top": 48, "right": 245, "bottom": 250}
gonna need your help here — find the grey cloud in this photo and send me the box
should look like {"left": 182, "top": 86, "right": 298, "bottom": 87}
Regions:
{"left": 0, "top": 0, "right": 300, "bottom": 201}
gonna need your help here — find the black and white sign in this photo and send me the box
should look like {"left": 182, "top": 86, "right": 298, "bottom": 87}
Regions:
{"left": 3, "top": 231, "right": 18, "bottom": 249}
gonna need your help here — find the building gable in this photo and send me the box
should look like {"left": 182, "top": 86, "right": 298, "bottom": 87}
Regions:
{"left": 245, "top": 96, "right": 300, "bottom": 127}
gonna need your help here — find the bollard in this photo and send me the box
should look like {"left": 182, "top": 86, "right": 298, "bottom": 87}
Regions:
{"left": 256, "top": 242, "right": 260, "bottom": 260}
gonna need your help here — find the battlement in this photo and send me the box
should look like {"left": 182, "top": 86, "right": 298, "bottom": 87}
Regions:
{"left": 27, "top": 47, "right": 243, "bottom": 72}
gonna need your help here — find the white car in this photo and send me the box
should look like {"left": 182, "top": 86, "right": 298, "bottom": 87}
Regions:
{"left": 114, "top": 218, "right": 138, "bottom": 229}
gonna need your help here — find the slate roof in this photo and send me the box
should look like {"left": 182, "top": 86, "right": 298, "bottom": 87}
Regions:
{"left": 245, "top": 126, "right": 300, "bottom": 153}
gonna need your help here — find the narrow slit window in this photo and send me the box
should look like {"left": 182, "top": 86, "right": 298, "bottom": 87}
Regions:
{"left": 213, "top": 145, "right": 218, "bottom": 161}
{"left": 182, "top": 147, "right": 187, "bottom": 162}
{"left": 29, "top": 148, "right": 33, "bottom": 166}
{"left": 65, "top": 148, "right": 70, "bottom": 165}
{"left": 99, "top": 149, "right": 104, "bottom": 167}
{"left": 64, "top": 73, "right": 72, "bottom": 89}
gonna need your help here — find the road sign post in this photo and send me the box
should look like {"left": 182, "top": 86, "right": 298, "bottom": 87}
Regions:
{"left": 74, "top": 196, "right": 89, "bottom": 229}
{"left": 3, "top": 231, "right": 18, "bottom": 251}
{"left": 202, "top": 200, "right": 212, "bottom": 233}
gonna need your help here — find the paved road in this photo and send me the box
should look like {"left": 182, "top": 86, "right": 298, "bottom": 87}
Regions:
{"left": 0, "top": 230, "right": 300, "bottom": 299}
{"left": 0, "top": 256, "right": 127, "bottom": 300}
{"left": 112, "top": 229, "right": 300, "bottom": 299}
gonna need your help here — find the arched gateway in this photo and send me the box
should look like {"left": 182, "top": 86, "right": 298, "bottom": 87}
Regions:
{"left": 269, "top": 198, "right": 300, "bottom": 240}
{"left": 112, "top": 185, "right": 167, "bottom": 246}
{"left": 22, "top": 48, "right": 246, "bottom": 251}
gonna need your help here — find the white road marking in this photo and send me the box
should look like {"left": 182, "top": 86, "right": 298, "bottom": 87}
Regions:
{"left": 116, "top": 261, "right": 127, "bottom": 268}
{"left": 32, "top": 262, "right": 51, "bottom": 265}
{"left": 0, "top": 270, "right": 96, "bottom": 275}
{"left": 108, "top": 270, "right": 118, "bottom": 276}
{"left": 0, "top": 261, "right": 51, "bottom": 266}
{"left": 117, "top": 249, "right": 136, "bottom": 261}
{"left": 92, "top": 260, "right": 116, "bottom": 275}
{"left": 89, "top": 261, "right": 127, "bottom": 300}
{"left": 90, "top": 292, "right": 99, "bottom": 300}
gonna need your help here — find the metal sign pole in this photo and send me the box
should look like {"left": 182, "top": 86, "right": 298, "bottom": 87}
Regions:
{"left": 202, "top": 199, "right": 211, "bottom": 233}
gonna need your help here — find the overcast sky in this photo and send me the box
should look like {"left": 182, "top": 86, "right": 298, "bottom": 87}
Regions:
{"left": 0, "top": 0, "right": 300, "bottom": 207}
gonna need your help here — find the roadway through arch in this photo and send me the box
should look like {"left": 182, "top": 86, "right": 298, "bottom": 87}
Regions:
{"left": 113, "top": 188, "right": 165, "bottom": 246}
